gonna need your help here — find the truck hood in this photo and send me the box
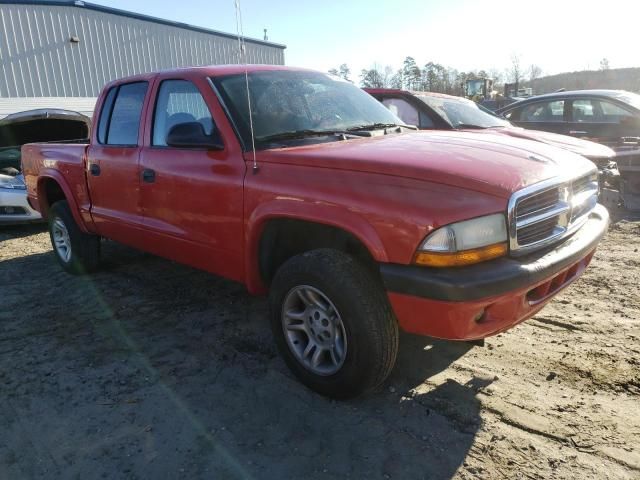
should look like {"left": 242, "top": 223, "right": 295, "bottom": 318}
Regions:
{"left": 483, "top": 126, "right": 615, "bottom": 161}
{"left": 256, "top": 130, "right": 596, "bottom": 199}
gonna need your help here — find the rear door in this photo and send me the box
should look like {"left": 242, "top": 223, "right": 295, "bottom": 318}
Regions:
{"left": 87, "top": 80, "right": 150, "bottom": 244}
{"left": 137, "top": 75, "right": 245, "bottom": 281}
{"left": 510, "top": 98, "right": 569, "bottom": 135}
{"left": 566, "top": 97, "right": 640, "bottom": 148}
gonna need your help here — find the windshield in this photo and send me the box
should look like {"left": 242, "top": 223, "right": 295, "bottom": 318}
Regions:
{"left": 617, "top": 91, "right": 640, "bottom": 111}
{"left": 416, "top": 94, "right": 510, "bottom": 129}
{"left": 212, "top": 70, "right": 404, "bottom": 148}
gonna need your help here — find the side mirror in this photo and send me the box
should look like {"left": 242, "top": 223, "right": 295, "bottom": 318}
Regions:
{"left": 166, "top": 122, "right": 224, "bottom": 150}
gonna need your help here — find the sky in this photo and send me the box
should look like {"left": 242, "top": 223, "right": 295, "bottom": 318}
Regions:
{"left": 91, "top": 0, "right": 640, "bottom": 81}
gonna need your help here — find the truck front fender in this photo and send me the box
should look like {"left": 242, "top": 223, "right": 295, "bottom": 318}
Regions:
{"left": 244, "top": 199, "right": 389, "bottom": 294}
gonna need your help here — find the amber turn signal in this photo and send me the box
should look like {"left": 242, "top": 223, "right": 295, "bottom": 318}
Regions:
{"left": 414, "top": 242, "right": 508, "bottom": 267}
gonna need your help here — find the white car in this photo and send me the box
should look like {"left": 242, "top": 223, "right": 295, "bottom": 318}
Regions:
{"left": 0, "top": 173, "right": 41, "bottom": 224}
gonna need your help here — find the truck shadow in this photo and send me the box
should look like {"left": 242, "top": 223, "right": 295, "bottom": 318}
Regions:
{"left": 1, "top": 241, "right": 484, "bottom": 479}
{"left": 0, "top": 222, "right": 47, "bottom": 240}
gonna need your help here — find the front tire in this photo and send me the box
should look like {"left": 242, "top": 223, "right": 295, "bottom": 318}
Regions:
{"left": 48, "top": 200, "right": 100, "bottom": 274}
{"left": 269, "top": 249, "right": 399, "bottom": 399}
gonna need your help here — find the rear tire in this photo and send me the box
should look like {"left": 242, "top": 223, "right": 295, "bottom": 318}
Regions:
{"left": 48, "top": 200, "right": 100, "bottom": 274}
{"left": 269, "top": 249, "right": 399, "bottom": 399}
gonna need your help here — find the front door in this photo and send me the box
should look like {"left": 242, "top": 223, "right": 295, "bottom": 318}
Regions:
{"left": 138, "top": 77, "right": 245, "bottom": 281}
{"left": 566, "top": 98, "right": 640, "bottom": 148}
{"left": 512, "top": 99, "right": 569, "bottom": 135}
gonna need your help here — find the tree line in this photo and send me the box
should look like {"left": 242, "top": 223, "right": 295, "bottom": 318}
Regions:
{"left": 329, "top": 55, "right": 617, "bottom": 96}
{"left": 329, "top": 55, "right": 545, "bottom": 95}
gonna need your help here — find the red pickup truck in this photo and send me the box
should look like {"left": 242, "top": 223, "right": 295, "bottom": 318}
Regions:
{"left": 22, "top": 65, "right": 609, "bottom": 398}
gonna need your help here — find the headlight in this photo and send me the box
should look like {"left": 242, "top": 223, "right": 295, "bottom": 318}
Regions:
{"left": 0, "top": 174, "right": 26, "bottom": 190}
{"left": 415, "top": 213, "right": 508, "bottom": 267}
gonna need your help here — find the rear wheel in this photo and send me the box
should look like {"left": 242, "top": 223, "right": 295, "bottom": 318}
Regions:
{"left": 269, "top": 249, "right": 399, "bottom": 399}
{"left": 48, "top": 200, "right": 100, "bottom": 274}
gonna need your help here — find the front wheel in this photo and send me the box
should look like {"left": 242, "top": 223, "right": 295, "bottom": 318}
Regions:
{"left": 48, "top": 200, "right": 100, "bottom": 274}
{"left": 269, "top": 249, "right": 399, "bottom": 399}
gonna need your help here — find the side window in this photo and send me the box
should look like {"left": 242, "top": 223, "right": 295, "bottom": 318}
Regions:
{"left": 598, "top": 100, "right": 633, "bottom": 123}
{"left": 152, "top": 80, "right": 215, "bottom": 147}
{"left": 521, "top": 100, "right": 565, "bottom": 122}
{"left": 97, "top": 87, "right": 117, "bottom": 144}
{"left": 572, "top": 99, "right": 596, "bottom": 122}
{"left": 103, "top": 82, "right": 148, "bottom": 146}
{"left": 382, "top": 98, "right": 420, "bottom": 126}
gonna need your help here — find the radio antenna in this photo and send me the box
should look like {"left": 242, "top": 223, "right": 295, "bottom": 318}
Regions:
{"left": 234, "top": 0, "right": 258, "bottom": 173}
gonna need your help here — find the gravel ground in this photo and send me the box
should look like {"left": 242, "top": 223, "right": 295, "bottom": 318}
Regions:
{"left": 0, "top": 212, "right": 639, "bottom": 480}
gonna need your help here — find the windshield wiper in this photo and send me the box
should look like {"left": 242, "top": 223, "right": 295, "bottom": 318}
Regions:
{"left": 346, "top": 123, "right": 418, "bottom": 132}
{"left": 256, "top": 129, "right": 369, "bottom": 143}
{"left": 454, "top": 123, "right": 487, "bottom": 129}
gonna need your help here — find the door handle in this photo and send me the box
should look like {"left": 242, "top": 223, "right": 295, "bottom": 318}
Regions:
{"left": 141, "top": 168, "right": 156, "bottom": 183}
{"left": 569, "top": 130, "right": 588, "bottom": 135}
{"left": 89, "top": 163, "right": 101, "bottom": 176}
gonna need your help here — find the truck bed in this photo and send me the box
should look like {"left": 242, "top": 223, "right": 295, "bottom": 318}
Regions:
{"left": 21, "top": 141, "right": 90, "bottom": 221}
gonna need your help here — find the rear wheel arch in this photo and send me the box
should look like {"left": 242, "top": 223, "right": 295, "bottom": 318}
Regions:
{"left": 37, "top": 177, "right": 65, "bottom": 217}
{"left": 37, "top": 175, "right": 87, "bottom": 231}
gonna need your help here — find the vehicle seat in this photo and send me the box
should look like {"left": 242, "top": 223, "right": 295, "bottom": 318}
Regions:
{"left": 197, "top": 116, "right": 214, "bottom": 135}
{"left": 166, "top": 113, "right": 197, "bottom": 133}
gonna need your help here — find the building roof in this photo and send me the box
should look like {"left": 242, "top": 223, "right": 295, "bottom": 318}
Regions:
{"left": 0, "top": 0, "right": 286, "bottom": 49}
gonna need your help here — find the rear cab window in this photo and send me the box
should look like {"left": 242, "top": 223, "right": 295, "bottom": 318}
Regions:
{"left": 96, "top": 81, "right": 149, "bottom": 146}
{"left": 381, "top": 97, "right": 420, "bottom": 127}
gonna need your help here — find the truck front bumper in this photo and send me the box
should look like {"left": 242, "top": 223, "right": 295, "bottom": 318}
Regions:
{"left": 380, "top": 204, "right": 609, "bottom": 340}
{"left": 0, "top": 188, "right": 42, "bottom": 224}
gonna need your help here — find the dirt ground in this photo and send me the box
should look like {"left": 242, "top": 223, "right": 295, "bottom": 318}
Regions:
{"left": 1, "top": 211, "right": 639, "bottom": 480}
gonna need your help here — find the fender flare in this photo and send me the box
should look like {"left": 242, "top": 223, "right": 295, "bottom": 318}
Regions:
{"left": 37, "top": 170, "right": 90, "bottom": 233}
{"left": 244, "top": 200, "right": 388, "bottom": 294}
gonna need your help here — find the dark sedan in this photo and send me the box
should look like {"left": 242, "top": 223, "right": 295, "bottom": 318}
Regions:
{"left": 495, "top": 90, "right": 640, "bottom": 149}
{"left": 364, "top": 88, "right": 616, "bottom": 166}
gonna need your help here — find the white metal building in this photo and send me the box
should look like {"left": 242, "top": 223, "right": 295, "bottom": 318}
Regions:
{"left": 0, "top": 0, "right": 286, "bottom": 118}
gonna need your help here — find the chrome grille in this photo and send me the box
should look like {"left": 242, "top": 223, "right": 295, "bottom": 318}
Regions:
{"left": 508, "top": 169, "right": 599, "bottom": 255}
{"left": 517, "top": 216, "right": 561, "bottom": 246}
{"left": 516, "top": 188, "right": 560, "bottom": 217}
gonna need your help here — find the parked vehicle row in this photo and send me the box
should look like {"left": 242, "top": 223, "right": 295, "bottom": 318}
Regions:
{"left": 22, "top": 66, "right": 608, "bottom": 398}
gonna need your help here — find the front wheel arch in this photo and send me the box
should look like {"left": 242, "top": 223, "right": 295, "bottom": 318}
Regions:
{"left": 247, "top": 214, "right": 387, "bottom": 294}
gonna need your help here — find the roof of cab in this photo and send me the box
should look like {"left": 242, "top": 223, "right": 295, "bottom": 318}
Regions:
{"left": 102, "top": 65, "right": 318, "bottom": 89}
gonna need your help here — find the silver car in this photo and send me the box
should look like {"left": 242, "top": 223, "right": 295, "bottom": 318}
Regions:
{"left": 0, "top": 172, "right": 41, "bottom": 224}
